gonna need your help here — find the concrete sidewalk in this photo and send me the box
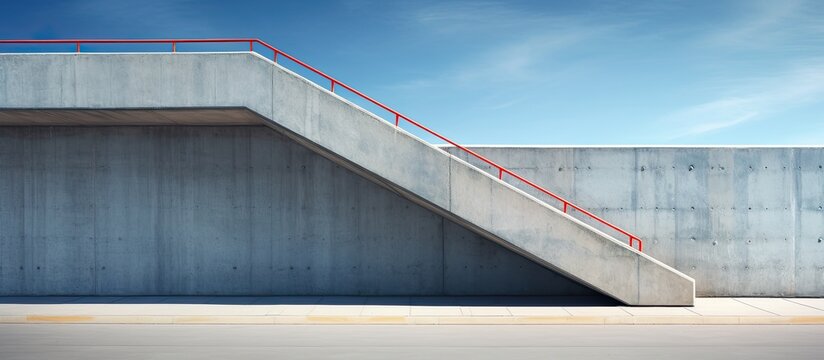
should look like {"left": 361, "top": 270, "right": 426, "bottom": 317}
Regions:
{"left": 1, "top": 296, "right": 823, "bottom": 325}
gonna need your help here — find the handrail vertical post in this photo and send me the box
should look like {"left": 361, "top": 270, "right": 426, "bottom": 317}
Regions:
{"left": 75, "top": 42, "right": 80, "bottom": 53}
{"left": 394, "top": 114, "right": 400, "bottom": 127}
{"left": 172, "top": 42, "right": 176, "bottom": 53}
{"left": 249, "top": 40, "right": 253, "bottom": 52}
{"left": 498, "top": 168, "right": 503, "bottom": 180}
{"left": 273, "top": 51, "right": 278, "bottom": 63}
{"left": 330, "top": 80, "right": 335, "bottom": 92}
{"left": 563, "top": 202, "right": 568, "bottom": 213}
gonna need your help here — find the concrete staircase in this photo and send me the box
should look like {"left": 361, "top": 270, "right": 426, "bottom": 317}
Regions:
{"left": 0, "top": 52, "right": 694, "bottom": 305}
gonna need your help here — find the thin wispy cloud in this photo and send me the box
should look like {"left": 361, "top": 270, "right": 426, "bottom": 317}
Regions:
{"left": 704, "top": 0, "right": 824, "bottom": 51}
{"left": 450, "top": 32, "right": 591, "bottom": 85}
{"left": 383, "top": 1, "right": 824, "bottom": 144}
{"left": 413, "top": 1, "right": 550, "bottom": 33}
{"left": 660, "top": 61, "right": 824, "bottom": 140}
{"left": 486, "top": 98, "right": 522, "bottom": 111}
{"left": 388, "top": 1, "right": 635, "bottom": 90}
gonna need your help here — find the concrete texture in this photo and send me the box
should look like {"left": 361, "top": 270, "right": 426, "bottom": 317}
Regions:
{"left": 3, "top": 325, "right": 824, "bottom": 360}
{"left": 0, "top": 53, "right": 694, "bottom": 305}
{"left": 443, "top": 146, "right": 824, "bottom": 297}
{"left": 0, "top": 126, "right": 591, "bottom": 296}
{"left": 0, "top": 108, "right": 262, "bottom": 125}
{"left": 1, "top": 296, "right": 824, "bottom": 325}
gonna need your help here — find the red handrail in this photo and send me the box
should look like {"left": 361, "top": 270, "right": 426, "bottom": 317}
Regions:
{"left": 0, "top": 38, "right": 643, "bottom": 252}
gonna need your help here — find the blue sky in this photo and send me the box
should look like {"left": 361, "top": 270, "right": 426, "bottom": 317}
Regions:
{"left": 2, "top": 0, "right": 823, "bottom": 145}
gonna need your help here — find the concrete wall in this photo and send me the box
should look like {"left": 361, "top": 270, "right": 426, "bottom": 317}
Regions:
{"left": 0, "top": 126, "right": 596, "bottom": 296}
{"left": 0, "top": 53, "right": 695, "bottom": 305}
{"left": 444, "top": 146, "right": 824, "bottom": 297}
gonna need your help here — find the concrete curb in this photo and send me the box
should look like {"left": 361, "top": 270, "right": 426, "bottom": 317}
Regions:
{"left": 4, "top": 315, "right": 824, "bottom": 325}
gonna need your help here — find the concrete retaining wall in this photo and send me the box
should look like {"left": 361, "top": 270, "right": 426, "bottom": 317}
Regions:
{"left": 0, "top": 126, "right": 596, "bottom": 296}
{"left": 0, "top": 53, "right": 695, "bottom": 305}
{"left": 444, "top": 146, "right": 824, "bottom": 297}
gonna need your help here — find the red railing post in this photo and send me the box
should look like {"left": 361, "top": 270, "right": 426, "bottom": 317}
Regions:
{"left": 394, "top": 114, "right": 400, "bottom": 127}
{"left": 75, "top": 42, "right": 80, "bottom": 53}
{"left": 172, "top": 42, "right": 176, "bottom": 53}
{"left": 330, "top": 80, "right": 335, "bottom": 92}
{"left": 632, "top": 237, "right": 643, "bottom": 252}
{"left": 563, "top": 202, "right": 568, "bottom": 213}
{"left": 249, "top": 40, "right": 253, "bottom": 51}
{"left": 273, "top": 51, "right": 278, "bottom": 63}
{"left": 498, "top": 168, "right": 503, "bottom": 180}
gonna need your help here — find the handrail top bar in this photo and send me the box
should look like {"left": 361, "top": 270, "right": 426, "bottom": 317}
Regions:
{"left": 0, "top": 38, "right": 258, "bottom": 44}
{"left": 0, "top": 37, "right": 643, "bottom": 251}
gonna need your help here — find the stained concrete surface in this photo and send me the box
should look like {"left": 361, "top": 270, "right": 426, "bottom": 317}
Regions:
{"left": 0, "top": 126, "right": 594, "bottom": 296}
{"left": 445, "top": 146, "right": 824, "bottom": 297}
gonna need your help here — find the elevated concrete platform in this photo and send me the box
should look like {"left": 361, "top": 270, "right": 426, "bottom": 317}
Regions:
{"left": 0, "top": 52, "right": 694, "bottom": 305}
{"left": 1, "top": 296, "right": 822, "bottom": 325}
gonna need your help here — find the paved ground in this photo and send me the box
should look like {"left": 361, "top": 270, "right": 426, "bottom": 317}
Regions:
{"left": 1, "top": 324, "right": 822, "bottom": 359}
{"left": 2, "top": 296, "right": 824, "bottom": 325}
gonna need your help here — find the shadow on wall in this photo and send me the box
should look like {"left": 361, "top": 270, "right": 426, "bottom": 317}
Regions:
{"left": 0, "top": 126, "right": 606, "bottom": 299}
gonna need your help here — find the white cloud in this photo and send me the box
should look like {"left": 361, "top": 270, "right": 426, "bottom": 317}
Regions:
{"left": 704, "top": 0, "right": 824, "bottom": 51}
{"left": 450, "top": 32, "right": 590, "bottom": 85}
{"left": 412, "top": 1, "right": 549, "bottom": 33}
{"left": 388, "top": 2, "right": 634, "bottom": 89}
{"left": 661, "top": 61, "right": 824, "bottom": 140}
